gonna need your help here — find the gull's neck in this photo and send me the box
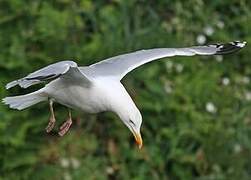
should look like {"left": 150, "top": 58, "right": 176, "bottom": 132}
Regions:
{"left": 95, "top": 78, "right": 140, "bottom": 121}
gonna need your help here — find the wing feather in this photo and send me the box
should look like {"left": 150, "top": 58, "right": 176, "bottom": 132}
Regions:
{"left": 6, "top": 60, "right": 90, "bottom": 89}
{"left": 86, "top": 41, "right": 246, "bottom": 80}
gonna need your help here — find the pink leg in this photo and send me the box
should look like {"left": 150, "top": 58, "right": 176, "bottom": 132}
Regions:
{"left": 46, "top": 100, "right": 56, "bottom": 133}
{"left": 58, "top": 110, "right": 72, "bottom": 136}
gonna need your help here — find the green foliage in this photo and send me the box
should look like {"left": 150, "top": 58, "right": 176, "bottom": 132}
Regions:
{"left": 1, "top": 0, "right": 251, "bottom": 179}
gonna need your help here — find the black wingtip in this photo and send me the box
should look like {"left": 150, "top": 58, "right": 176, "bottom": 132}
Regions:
{"left": 209, "top": 41, "right": 247, "bottom": 55}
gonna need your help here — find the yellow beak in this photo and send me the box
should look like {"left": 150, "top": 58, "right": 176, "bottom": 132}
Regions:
{"left": 132, "top": 131, "right": 143, "bottom": 149}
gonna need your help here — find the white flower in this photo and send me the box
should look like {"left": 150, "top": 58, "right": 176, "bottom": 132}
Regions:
{"left": 175, "top": 63, "right": 184, "bottom": 73}
{"left": 71, "top": 158, "right": 80, "bottom": 169}
{"left": 60, "top": 158, "right": 70, "bottom": 168}
{"left": 242, "top": 76, "right": 250, "bottom": 84}
{"left": 212, "top": 164, "right": 221, "bottom": 172}
{"left": 164, "top": 83, "right": 172, "bottom": 94}
{"left": 244, "top": 117, "right": 251, "bottom": 125}
{"left": 222, "top": 77, "right": 230, "bottom": 86}
{"left": 64, "top": 173, "right": 72, "bottom": 180}
{"left": 106, "top": 166, "right": 115, "bottom": 175}
{"left": 206, "top": 102, "right": 217, "bottom": 113}
{"left": 245, "top": 91, "right": 251, "bottom": 101}
{"left": 215, "top": 55, "right": 223, "bottom": 62}
{"left": 165, "top": 61, "right": 173, "bottom": 70}
{"left": 216, "top": 20, "right": 225, "bottom": 29}
{"left": 204, "top": 26, "right": 214, "bottom": 36}
{"left": 233, "top": 144, "right": 242, "bottom": 153}
{"left": 163, "top": 79, "right": 172, "bottom": 94}
{"left": 196, "top": 34, "right": 206, "bottom": 44}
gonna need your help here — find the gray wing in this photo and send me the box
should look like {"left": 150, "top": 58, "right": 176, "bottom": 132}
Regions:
{"left": 6, "top": 60, "right": 90, "bottom": 89}
{"left": 86, "top": 41, "right": 246, "bottom": 80}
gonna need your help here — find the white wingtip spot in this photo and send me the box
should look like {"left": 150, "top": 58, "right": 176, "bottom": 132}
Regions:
{"left": 236, "top": 41, "right": 247, "bottom": 48}
{"left": 6, "top": 80, "right": 18, "bottom": 89}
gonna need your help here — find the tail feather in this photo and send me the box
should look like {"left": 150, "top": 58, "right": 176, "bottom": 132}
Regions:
{"left": 6, "top": 79, "right": 40, "bottom": 89}
{"left": 2, "top": 90, "right": 47, "bottom": 110}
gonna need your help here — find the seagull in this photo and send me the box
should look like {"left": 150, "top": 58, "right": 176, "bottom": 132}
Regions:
{"left": 3, "top": 41, "right": 246, "bottom": 148}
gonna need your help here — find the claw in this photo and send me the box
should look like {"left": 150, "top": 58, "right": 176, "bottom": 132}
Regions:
{"left": 45, "top": 117, "right": 55, "bottom": 133}
{"left": 45, "top": 99, "right": 56, "bottom": 133}
{"left": 58, "top": 118, "right": 72, "bottom": 136}
{"left": 58, "top": 109, "right": 72, "bottom": 136}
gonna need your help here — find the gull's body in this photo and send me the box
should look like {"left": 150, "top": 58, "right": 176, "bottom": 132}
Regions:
{"left": 45, "top": 77, "right": 111, "bottom": 113}
{"left": 44, "top": 76, "right": 137, "bottom": 115}
{"left": 3, "top": 41, "right": 246, "bottom": 148}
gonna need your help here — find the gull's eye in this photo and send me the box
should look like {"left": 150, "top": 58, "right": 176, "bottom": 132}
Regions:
{"left": 129, "top": 119, "right": 136, "bottom": 127}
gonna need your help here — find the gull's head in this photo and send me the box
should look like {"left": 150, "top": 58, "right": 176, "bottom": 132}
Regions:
{"left": 119, "top": 108, "right": 143, "bottom": 149}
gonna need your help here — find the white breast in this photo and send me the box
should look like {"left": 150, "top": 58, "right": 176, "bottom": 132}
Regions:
{"left": 44, "top": 78, "right": 102, "bottom": 113}
{"left": 43, "top": 77, "right": 137, "bottom": 114}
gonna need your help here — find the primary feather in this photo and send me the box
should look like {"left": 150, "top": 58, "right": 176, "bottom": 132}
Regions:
{"left": 86, "top": 41, "right": 246, "bottom": 80}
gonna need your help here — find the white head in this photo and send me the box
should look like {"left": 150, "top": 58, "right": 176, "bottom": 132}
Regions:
{"left": 104, "top": 81, "right": 143, "bottom": 148}
{"left": 116, "top": 106, "right": 143, "bottom": 149}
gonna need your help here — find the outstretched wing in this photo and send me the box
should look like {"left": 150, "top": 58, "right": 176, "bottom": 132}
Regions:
{"left": 6, "top": 60, "right": 90, "bottom": 89}
{"left": 86, "top": 41, "right": 246, "bottom": 80}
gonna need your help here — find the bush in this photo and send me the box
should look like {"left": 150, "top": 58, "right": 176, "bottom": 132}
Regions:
{"left": 0, "top": 0, "right": 251, "bottom": 179}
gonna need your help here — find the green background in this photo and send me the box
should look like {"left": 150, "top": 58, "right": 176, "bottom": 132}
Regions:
{"left": 0, "top": 0, "right": 250, "bottom": 179}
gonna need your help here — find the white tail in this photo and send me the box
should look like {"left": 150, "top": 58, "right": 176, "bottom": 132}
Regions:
{"left": 2, "top": 90, "right": 47, "bottom": 110}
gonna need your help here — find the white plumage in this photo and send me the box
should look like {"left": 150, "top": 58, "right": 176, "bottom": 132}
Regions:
{"left": 3, "top": 41, "right": 246, "bottom": 148}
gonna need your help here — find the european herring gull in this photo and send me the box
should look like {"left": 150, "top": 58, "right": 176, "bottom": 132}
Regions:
{"left": 3, "top": 41, "right": 246, "bottom": 148}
